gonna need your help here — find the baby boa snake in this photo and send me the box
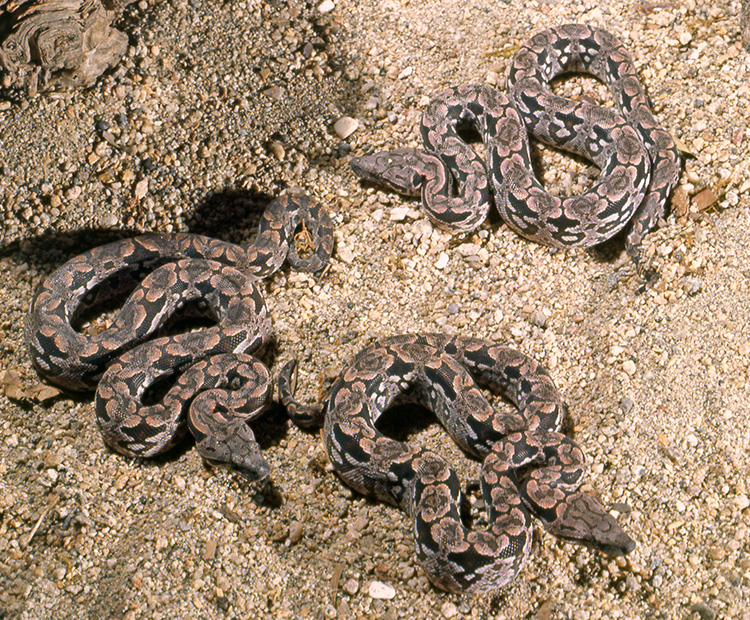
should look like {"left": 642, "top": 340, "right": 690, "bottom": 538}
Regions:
{"left": 351, "top": 24, "right": 681, "bottom": 264}
{"left": 26, "top": 194, "right": 334, "bottom": 479}
{"left": 278, "top": 334, "right": 634, "bottom": 593}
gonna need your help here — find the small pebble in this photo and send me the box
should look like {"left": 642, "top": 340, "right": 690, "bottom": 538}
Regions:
{"left": 689, "top": 603, "right": 717, "bottom": 620}
{"left": 678, "top": 30, "right": 693, "bottom": 45}
{"left": 389, "top": 206, "right": 410, "bottom": 221}
{"left": 134, "top": 178, "right": 149, "bottom": 199}
{"left": 64, "top": 186, "right": 82, "bottom": 201}
{"left": 101, "top": 212, "right": 119, "bottom": 227}
{"left": 318, "top": 0, "right": 335, "bottom": 13}
{"left": 333, "top": 116, "right": 358, "bottom": 139}
{"left": 681, "top": 276, "right": 702, "bottom": 294}
{"left": 456, "top": 243, "right": 480, "bottom": 256}
{"left": 288, "top": 521, "right": 304, "bottom": 544}
{"left": 368, "top": 580, "right": 395, "bottom": 599}
{"left": 268, "top": 140, "right": 286, "bottom": 160}
{"left": 342, "top": 578, "right": 359, "bottom": 595}
{"left": 262, "top": 85, "right": 284, "bottom": 99}
{"left": 397, "top": 67, "right": 413, "bottom": 79}
{"left": 619, "top": 396, "right": 634, "bottom": 414}
{"left": 435, "top": 252, "right": 449, "bottom": 269}
{"left": 528, "top": 309, "right": 548, "bottom": 328}
{"left": 337, "top": 244, "right": 355, "bottom": 263}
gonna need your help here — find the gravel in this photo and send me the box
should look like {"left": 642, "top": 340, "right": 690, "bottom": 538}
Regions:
{"left": 1, "top": 0, "right": 749, "bottom": 619}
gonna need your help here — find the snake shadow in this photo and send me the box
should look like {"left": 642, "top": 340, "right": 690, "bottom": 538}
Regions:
{"left": 0, "top": 187, "right": 279, "bottom": 269}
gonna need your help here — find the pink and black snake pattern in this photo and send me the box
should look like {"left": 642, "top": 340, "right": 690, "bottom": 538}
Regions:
{"left": 351, "top": 24, "right": 681, "bottom": 265}
{"left": 26, "top": 194, "right": 334, "bottom": 479}
{"left": 277, "top": 334, "right": 634, "bottom": 593}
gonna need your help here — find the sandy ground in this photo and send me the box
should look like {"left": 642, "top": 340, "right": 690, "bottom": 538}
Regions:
{"left": 1, "top": 0, "right": 749, "bottom": 618}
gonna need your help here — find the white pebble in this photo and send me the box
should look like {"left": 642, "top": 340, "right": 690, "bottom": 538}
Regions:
{"left": 397, "top": 67, "right": 413, "bottom": 80}
{"left": 134, "top": 178, "right": 149, "bottom": 199}
{"left": 389, "top": 206, "right": 410, "bottom": 221}
{"left": 441, "top": 601, "right": 458, "bottom": 618}
{"left": 337, "top": 244, "right": 354, "bottom": 264}
{"left": 622, "top": 360, "right": 636, "bottom": 376}
{"left": 368, "top": 580, "right": 395, "bottom": 599}
{"left": 456, "top": 242, "right": 480, "bottom": 256}
{"left": 434, "top": 252, "right": 449, "bottom": 270}
{"left": 333, "top": 116, "right": 358, "bottom": 139}
{"left": 101, "top": 212, "right": 119, "bottom": 228}
{"left": 318, "top": 0, "right": 335, "bottom": 13}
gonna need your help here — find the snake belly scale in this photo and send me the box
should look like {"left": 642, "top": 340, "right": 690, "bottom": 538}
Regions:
{"left": 351, "top": 24, "right": 681, "bottom": 264}
{"left": 26, "top": 194, "right": 333, "bottom": 479}
{"left": 278, "top": 334, "right": 634, "bottom": 593}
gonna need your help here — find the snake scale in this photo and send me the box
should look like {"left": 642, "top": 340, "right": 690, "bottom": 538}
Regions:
{"left": 26, "top": 194, "right": 333, "bottom": 479}
{"left": 351, "top": 24, "right": 681, "bottom": 264}
{"left": 278, "top": 334, "right": 634, "bottom": 593}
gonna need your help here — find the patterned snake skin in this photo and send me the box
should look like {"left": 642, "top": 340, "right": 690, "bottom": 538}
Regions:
{"left": 351, "top": 24, "right": 681, "bottom": 264}
{"left": 277, "top": 334, "right": 634, "bottom": 593}
{"left": 26, "top": 194, "right": 334, "bottom": 479}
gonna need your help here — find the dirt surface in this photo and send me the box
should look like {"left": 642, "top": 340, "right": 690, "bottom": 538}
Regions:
{"left": 1, "top": 1, "right": 749, "bottom": 618}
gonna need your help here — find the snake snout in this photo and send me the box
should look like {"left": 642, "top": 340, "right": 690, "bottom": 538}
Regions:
{"left": 232, "top": 453, "right": 271, "bottom": 482}
{"left": 351, "top": 149, "right": 428, "bottom": 197}
{"left": 542, "top": 490, "right": 636, "bottom": 556}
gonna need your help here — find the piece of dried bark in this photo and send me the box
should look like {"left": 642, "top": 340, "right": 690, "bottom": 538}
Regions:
{"left": 0, "top": 0, "right": 134, "bottom": 94}
{"left": 1, "top": 368, "right": 62, "bottom": 401}
{"left": 691, "top": 188, "right": 719, "bottom": 213}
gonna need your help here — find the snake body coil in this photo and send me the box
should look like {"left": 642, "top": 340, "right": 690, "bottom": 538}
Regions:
{"left": 278, "top": 334, "right": 634, "bottom": 593}
{"left": 351, "top": 24, "right": 681, "bottom": 263}
{"left": 26, "top": 194, "right": 334, "bottom": 479}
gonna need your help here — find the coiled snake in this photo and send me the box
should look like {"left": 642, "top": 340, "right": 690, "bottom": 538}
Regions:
{"left": 26, "top": 194, "right": 334, "bottom": 479}
{"left": 351, "top": 24, "right": 681, "bottom": 264}
{"left": 278, "top": 334, "right": 634, "bottom": 593}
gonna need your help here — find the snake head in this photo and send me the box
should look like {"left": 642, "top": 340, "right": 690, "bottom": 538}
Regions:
{"left": 538, "top": 490, "right": 636, "bottom": 556}
{"left": 351, "top": 148, "right": 435, "bottom": 197}
{"left": 190, "top": 414, "right": 271, "bottom": 481}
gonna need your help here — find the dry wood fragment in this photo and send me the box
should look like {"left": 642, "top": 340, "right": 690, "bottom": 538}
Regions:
{"left": 691, "top": 188, "right": 719, "bottom": 213}
{"left": 0, "top": 0, "right": 134, "bottom": 94}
